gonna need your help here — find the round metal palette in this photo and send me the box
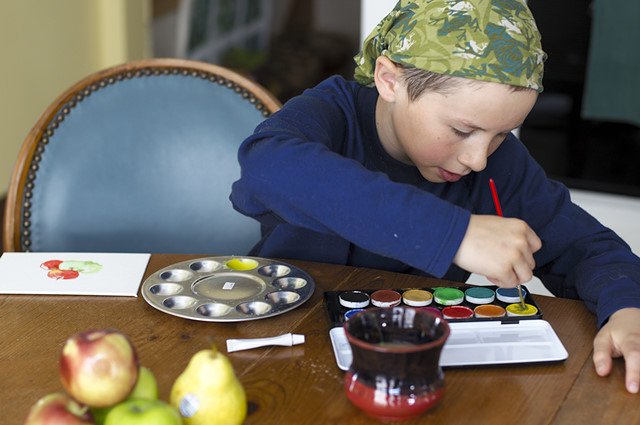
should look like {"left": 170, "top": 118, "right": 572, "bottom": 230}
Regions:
{"left": 141, "top": 256, "right": 315, "bottom": 322}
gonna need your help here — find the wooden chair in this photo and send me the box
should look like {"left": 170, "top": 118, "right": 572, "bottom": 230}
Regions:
{"left": 3, "top": 58, "right": 280, "bottom": 254}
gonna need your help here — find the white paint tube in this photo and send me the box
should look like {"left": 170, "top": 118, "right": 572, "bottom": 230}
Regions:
{"left": 226, "top": 333, "right": 305, "bottom": 353}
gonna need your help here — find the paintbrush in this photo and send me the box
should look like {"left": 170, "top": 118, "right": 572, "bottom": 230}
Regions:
{"left": 489, "top": 178, "right": 527, "bottom": 311}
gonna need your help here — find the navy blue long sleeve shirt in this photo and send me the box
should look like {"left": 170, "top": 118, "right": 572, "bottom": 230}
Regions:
{"left": 231, "top": 75, "right": 640, "bottom": 326}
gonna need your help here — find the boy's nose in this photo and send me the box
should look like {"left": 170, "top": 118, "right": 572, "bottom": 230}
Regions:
{"left": 459, "top": 144, "right": 488, "bottom": 172}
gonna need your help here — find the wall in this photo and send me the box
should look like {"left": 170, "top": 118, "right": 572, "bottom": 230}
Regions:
{"left": 360, "top": 0, "right": 396, "bottom": 43}
{"left": 0, "top": 0, "right": 152, "bottom": 197}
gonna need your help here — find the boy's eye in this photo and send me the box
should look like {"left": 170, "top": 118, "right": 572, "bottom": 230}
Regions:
{"left": 453, "top": 128, "right": 470, "bottom": 137}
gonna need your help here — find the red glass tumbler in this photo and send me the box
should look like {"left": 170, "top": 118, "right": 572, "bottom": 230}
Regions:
{"left": 343, "top": 306, "right": 450, "bottom": 421}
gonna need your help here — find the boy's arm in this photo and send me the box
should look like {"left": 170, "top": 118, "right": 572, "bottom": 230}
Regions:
{"left": 232, "top": 125, "right": 469, "bottom": 276}
{"left": 231, "top": 80, "right": 470, "bottom": 277}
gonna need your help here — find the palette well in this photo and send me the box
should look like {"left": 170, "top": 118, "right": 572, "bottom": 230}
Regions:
{"left": 141, "top": 256, "right": 314, "bottom": 322}
{"left": 326, "top": 285, "right": 568, "bottom": 367}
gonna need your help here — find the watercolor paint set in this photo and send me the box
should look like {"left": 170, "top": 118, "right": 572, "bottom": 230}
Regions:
{"left": 324, "top": 285, "right": 542, "bottom": 328}
{"left": 326, "top": 285, "right": 568, "bottom": 368}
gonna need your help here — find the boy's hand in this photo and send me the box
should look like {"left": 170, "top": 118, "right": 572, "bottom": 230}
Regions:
{"left": 593, "top": 307, "right": 640, "bottom": 394}
{"left": 453, "top": 214, "right": 542, "bottom": 286}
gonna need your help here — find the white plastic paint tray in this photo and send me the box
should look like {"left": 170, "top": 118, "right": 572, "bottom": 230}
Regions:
{"left": 330, "top": 319, "right": 568, "bottom": 369}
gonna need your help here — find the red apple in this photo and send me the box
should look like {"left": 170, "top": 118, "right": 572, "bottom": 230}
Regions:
{"left": 60, "top": 329, "right": 139, "bottom": 408}
{"left": 23, "top": 393, "right": 94, "bottom": 425}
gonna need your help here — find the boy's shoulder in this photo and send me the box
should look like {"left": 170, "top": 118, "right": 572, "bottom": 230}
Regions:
{"left": 315, "top": 74, "right": 359, "bottom": 89}
{"left": 296, "top": 75, "right": 376, "bottom": 113}
{"left": 307, "top": 75, "right": 371, "bottom": 98}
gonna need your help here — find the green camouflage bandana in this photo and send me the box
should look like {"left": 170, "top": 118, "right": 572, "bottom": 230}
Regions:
{"left": 354, "top": 0, "right": 546, "bottom": 91}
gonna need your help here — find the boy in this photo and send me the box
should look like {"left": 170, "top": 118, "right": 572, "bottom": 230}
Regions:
{"left": 231, "top": 0, "right": 640, "bottom": 393}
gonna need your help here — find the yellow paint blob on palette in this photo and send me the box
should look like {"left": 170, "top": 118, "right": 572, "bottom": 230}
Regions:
{"left": 226, "top": 258, "right": 259, "bottom": 271}
{"left": 506, "top": 303, "right": 538, "bottom": 317}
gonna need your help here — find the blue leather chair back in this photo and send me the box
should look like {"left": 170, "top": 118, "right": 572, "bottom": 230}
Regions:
{"left": 3, "top": 59, "right": 281, "bottom": 254}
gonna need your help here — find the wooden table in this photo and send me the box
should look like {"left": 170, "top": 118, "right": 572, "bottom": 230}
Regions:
{"left": 2, "top": 254, "right": 638, "bottom": 424}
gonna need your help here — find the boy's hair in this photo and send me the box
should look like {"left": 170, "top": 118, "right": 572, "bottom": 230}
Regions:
{"left": 399, "top": 63, "right": 534, "bottom": 102}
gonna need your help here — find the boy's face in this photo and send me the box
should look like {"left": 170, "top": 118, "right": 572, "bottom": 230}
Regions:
{"left": 377, "top": 79, "right": 538, "bottom": 183}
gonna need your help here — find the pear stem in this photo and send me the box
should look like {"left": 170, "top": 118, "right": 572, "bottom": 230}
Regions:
{"left": 207, "top": 336, "right": 218, "bottom": 356}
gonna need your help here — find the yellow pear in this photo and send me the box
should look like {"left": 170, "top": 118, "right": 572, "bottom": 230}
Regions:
{"left": 170, "top": 343, "right": 247, "bottom": 425}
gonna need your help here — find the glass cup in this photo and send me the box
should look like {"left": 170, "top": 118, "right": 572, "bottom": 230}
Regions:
{"left": 343, "top": 306, "right": 450, "bottom": 421}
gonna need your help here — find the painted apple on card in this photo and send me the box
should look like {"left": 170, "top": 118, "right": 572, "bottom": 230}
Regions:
{"left": 0, "top": 252, "right": 150, "bottom": 296}
{"left": 41, "top": 259, "right": 103, "bottom": 280}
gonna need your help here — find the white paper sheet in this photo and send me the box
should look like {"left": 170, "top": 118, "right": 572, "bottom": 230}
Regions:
{"left": 0, "top": 252, "right": 151, "bottom": 297}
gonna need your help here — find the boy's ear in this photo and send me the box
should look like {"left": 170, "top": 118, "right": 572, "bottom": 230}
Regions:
{"left": 374, "top": 56, "right": 402, "bottom": 102}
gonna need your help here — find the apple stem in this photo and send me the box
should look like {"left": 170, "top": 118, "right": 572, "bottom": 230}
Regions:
{"left": 76, "top": 403, "right": 91, "bottom": 418}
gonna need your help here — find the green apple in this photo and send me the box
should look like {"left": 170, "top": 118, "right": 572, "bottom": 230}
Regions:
{"left": 91, "top": 366, "right": 159, "bottom": 425}
{"left": 128, "top": 366, "right": 159, "bottom": 400}
{"left": 104, "top": 399, "right": 182, "bottom": 425}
